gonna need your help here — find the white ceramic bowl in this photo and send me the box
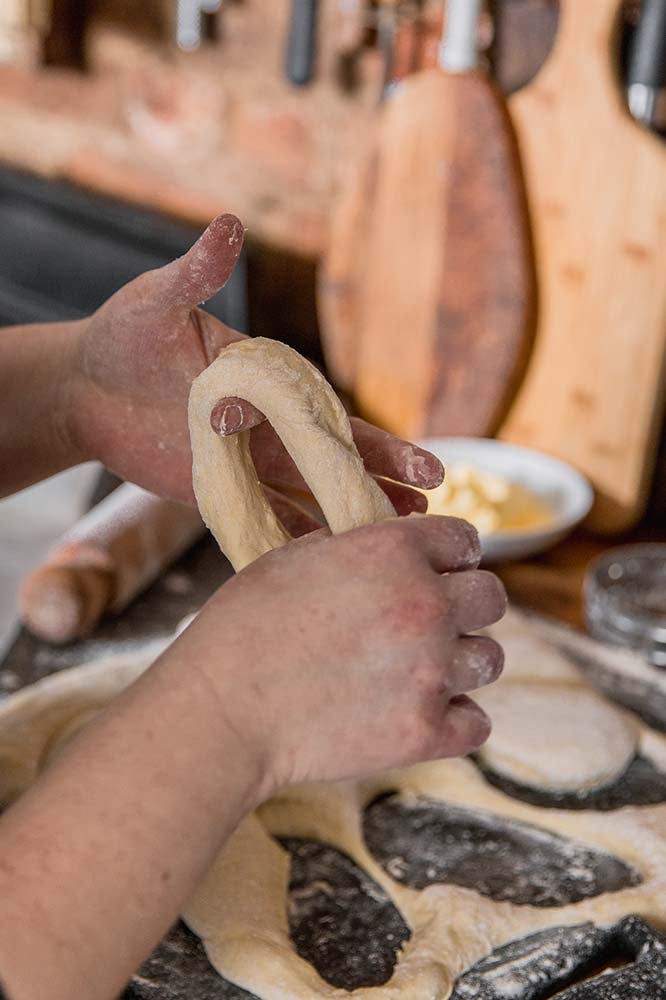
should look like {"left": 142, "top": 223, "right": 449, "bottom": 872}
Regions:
{"left": 417, "top": 437, "right": 594, "bottom": 564}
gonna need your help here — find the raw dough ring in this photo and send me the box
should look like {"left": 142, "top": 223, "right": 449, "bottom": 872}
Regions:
{"left": 188, "top": 337, "right": 395, "bottom": 571}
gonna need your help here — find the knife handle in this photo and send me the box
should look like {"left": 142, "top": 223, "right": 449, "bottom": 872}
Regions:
{"left": 627, "top": 0, "right": 666, "bottom": 127}
{"left": 285, "top": 0, "right": 320, "bottom": 86}
{"left": 439, "top": 0, "right": 481, "bottom": 73}
{"left": 175, "top": 0, "right": 202, "bottom": 50}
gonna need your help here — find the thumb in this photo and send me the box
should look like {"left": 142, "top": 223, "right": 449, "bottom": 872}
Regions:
{"left": 156, "top": 214, "right": 245, "bottom": 309}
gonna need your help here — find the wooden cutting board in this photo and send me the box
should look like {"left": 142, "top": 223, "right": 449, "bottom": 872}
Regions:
{"left": 500, "top": 0, "right": 666, "bottom": 534}
{"left": 318, "top": 0, "right": 534, "bottom": 439}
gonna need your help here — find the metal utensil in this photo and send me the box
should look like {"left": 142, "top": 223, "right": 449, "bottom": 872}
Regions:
{"left": 627, "top": 0, "right": 666, "bottom": 128}
{"left": 285, "top": 0, "right": 320, "bottom": 85}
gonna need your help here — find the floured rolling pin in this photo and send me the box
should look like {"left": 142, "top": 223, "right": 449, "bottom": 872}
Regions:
{"left": 20, "top": 484, "right": 205, "bottom": 644}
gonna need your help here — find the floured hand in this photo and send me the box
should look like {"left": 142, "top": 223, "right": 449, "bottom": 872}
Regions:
{"left": 62, "top": 215, "right": 442, "bottom": 522}
{"left": 185, "top": 514, "right": 505, "bottom": 790}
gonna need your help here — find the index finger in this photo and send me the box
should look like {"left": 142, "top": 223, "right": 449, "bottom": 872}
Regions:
{"left": 349, "top": 418, "right": 444, "bottom": 490}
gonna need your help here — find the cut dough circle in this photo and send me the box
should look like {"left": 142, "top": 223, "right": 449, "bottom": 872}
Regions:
{"left": 188, "top": 337, "right": 395, "bottom": 572}
{"left": 477, "top": 682, "right": 640, "bottom": 793}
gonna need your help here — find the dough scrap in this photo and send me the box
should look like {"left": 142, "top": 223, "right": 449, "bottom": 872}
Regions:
{"left": 476, "top": 682, "right": 640, "bottom": 793}
{"left": 0, "top": 339, "right": 665, "bottom": 1000}
{"left": 0, "top": 639, "right": 166, "bottom": 807}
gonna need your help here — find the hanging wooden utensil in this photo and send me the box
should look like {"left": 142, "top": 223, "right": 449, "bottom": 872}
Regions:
{"left": 319, "top": 0, "right": 534, "bottom": 439}
{"left": 501, "top": 0, "right": 666, "bottom": 533}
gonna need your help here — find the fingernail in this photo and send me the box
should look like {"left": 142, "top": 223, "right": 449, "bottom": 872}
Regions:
{"left": 409, "top": 490, "right": 429, "bottom": 514}
{"left": 405, "top": 447, "right": 445, "bottom": 489}
{"left": 463, "top": 519, "right": 481, "bottom": 551}
{"left": 472, "top": 645, "right": 504, "bottom": 687}
{"left": 457, "top": 517, "right": 482, "bottom": 555}
{"left": 446, "top": 517, "right": 482, "bottom": 565}
{"left": 228, "top": 218, "right": 245, "bottom": 246}
{"left": 450, "top": 696, "right": 492, "bottom": 748}
{"left": 211, "top": 401, "right": 243, "bottom": 435}
{"left": 217, "top": 214, "right": 245, "bottom": 247}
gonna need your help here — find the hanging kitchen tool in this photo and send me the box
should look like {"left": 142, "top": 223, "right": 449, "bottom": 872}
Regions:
{"left": 174, "top": 0, "right": 221, "bottom": 50}
{"left": 320, "top": 0, "right": 415, "bottom": 388}
{"left": 42, "top": 0, "right": 86, "bottom": 67}
{"left": 318, "top": 0, "right": 534, "bottom": 439}
{"left": 286, "top": 0, "right": 320, "bottom": 85}
{"left": 627, "top": 0, "right": 666, "bottom": 129}
{"left": 333, "top": 0, "right": 368, "bottom": 92}
{"left": 386, "top": 0, "right": 431, "bottom": 91}
{"left": 500, "top": 0, "right": 666, "bottom": 534}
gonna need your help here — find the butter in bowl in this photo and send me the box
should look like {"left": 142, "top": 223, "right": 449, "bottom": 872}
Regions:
{"left": 417, "top": 438, "right": 594, "bottom": 564}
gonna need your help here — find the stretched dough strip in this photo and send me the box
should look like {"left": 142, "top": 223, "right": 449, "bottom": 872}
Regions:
{"left": 0, "top": 641, "right": 166, "bottom": 806}
{"left": 188, "top": 337, "right": 395, "bottom": 571}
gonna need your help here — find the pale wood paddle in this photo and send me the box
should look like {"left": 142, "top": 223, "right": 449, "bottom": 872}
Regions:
{"left": 501, "top": 0, "right": 666, "bottom": 533}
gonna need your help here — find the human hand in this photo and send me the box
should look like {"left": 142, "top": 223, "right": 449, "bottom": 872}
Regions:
{"left": 180, "top": 514, "right": 506, "bottom": 795}
{"left": 65, "top": 215, "right": 443, "bottom": 525}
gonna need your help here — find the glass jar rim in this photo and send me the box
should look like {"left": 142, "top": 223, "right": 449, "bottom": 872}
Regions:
{"left": 584, "top": 544, "right": 666, "bottom": 644}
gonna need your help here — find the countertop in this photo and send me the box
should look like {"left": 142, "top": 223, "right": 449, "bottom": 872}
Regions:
{"left": 498, "top": 525, "right": 666, "bottom": 630}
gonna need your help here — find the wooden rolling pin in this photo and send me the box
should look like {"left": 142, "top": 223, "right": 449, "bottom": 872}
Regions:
{"left": 20, "top": 484, "right": 205, "bottom": 644}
